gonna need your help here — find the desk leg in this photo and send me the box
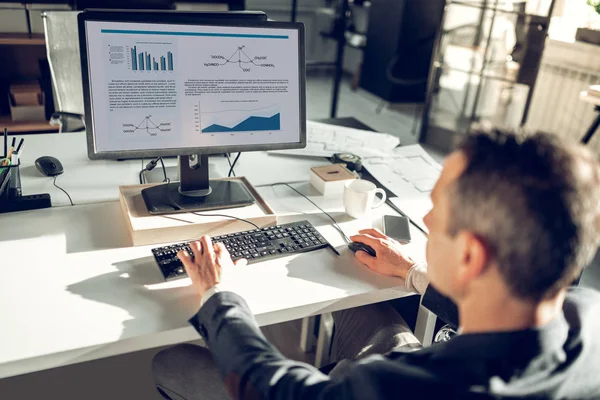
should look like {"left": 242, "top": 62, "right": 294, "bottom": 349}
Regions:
{"left": 315, "top": 313, "right": 334, "bottom": 368}
{"left": 300, "top": 316, "right": 317, "bottom": 353}
{"left": 414, "top": 304, "right": 437, "bottom": 347}
{"left": 582, "top": 109, "right": 600, "bottom": 144}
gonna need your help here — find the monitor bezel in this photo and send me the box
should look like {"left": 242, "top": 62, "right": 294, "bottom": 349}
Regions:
{"left": 78, "top": 11, "right": 306, "bottom": 160}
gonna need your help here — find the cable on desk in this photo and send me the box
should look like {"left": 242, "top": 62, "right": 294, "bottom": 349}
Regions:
{"left": 53, "top": 175, "right": 74, "bottom": 206}
{"left": 270, "top": 182, "right": 351, "bottom": 243}
{"left": 160, "top": 180, "right": 259, "bottom": 230}
{"left": 191, "top": 212, "right": 260, "bottom": 230}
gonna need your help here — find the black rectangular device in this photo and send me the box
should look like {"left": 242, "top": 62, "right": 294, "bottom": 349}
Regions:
{"left": 383, "top": 215, "right": 411, "bottom": 243}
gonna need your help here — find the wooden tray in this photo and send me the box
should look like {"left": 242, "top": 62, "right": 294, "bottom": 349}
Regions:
{"left": 118, "top": 177, "right": 277, "bottom": 246}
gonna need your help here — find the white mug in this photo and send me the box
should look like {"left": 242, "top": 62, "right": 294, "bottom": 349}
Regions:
{"left": 344, "top": 180, "right": 387, "bottom": 219}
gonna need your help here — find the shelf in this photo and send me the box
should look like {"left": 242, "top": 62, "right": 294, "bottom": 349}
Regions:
{"left": 0, "top": 33, "right": 45, "bottom": 46}
{"left": 0, "top": 116, "right": 58, "bottom": 134}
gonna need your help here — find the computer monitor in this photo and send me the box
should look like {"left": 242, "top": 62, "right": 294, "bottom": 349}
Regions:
{"left": 78, "top": 11, "right": 306, "bottom": 214}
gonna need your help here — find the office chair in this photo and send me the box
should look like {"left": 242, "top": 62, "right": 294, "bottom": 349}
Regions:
{"left": 42, "top": 11, "right": 86, "bottom": 133}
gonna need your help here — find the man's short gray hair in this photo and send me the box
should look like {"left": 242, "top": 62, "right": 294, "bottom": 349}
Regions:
{"left": 448, "top": 130, "right": 600, "bottom": 301}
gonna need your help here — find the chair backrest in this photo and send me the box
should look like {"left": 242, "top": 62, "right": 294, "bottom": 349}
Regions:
{"left": 42, "top": 11, "right": 84, "bottom": 116}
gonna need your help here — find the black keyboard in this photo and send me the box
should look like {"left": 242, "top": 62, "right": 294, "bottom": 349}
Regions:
{"left": 152, "top": 220, "right": 333, "bottom": 281}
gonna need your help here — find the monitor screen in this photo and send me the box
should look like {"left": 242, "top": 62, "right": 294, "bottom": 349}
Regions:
{"left": 80, "top": 17, "right": 305, "bottom": 159}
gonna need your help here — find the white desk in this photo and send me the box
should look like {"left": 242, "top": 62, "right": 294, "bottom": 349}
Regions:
{"left": 0, "top": 130, "right": 431, "bottom": 379}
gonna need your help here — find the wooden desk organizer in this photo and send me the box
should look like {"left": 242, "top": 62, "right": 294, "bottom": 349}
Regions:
{"left": 118, "top": 177, "right": 277, "bottom": 246}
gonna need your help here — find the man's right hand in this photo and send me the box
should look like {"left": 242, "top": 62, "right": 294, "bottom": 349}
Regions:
{"left": 350, "top": 228, "right": 417, "bottom": 280}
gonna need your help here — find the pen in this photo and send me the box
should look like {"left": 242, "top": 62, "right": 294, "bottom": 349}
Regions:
{"left": 15, "top": 138, "right": 24, "bottom": 154}
{"left": 10, "top": 137, "right": 15, "bottom": 149}
{"left": 330, "top": 244, "right": 341, "bottom": 257}
{"left": 3, "top": 128, "right": 6, "bottom": 158}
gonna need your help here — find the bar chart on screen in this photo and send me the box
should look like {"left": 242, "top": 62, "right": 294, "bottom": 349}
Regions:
{"left": 128, "top": 45, "right": 174, "bottom": 72}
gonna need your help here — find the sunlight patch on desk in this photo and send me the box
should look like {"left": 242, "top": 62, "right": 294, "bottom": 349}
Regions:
{"left": 145, "top": 278, "right": 192, "bottom": 290}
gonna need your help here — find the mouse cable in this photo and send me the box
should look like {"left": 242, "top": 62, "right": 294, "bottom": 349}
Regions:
{"left": 161, "top": 179, "right": 260, "bottom": 230}
{"left": 227, "top": 153, "right": 241, "bottom": 177}
{"left": 270, "top": 182, "right": 351, "bottom": 243}
{"left": 53, "top": 175, "right": 74, "bottom": 206}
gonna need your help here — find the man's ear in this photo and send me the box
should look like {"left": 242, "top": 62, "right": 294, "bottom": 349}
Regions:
{"left": 456, "top": 231, "right": 489, "bottom": 286}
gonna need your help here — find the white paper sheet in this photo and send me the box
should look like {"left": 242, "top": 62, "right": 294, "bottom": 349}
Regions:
{"left": 363, "top": 145, "right": 442, "bottom": 234}
{"left": 363, "top": 145, "right": 442, "bottom": 194}
{"left": 268, "top": 120, "right": 400, "bottom": 158}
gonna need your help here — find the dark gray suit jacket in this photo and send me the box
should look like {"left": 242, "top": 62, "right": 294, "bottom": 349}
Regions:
{"left": 189, "top": 286, "right": 600, "bottom": 399}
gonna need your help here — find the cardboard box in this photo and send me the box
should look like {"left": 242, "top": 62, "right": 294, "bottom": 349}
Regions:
{"left": 8, "top": 93, "right": 46, "bottom": 122}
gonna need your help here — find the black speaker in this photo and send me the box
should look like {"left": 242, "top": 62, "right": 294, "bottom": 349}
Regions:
{"left": 359, "top": 0, "right": 445, "bottom": 103}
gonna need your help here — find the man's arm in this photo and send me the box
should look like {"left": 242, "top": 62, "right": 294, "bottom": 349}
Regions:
{"left": 404, "top": 262, "right": 460, "bottom": 328}
{"left": 177, "top": 237, "right": 355, "bottom": 399}
{"left": 191, "top": 291, "right": 352, "bottom": 399}
{"left": 351, "top": 230, "right": 459, "bottom": 327}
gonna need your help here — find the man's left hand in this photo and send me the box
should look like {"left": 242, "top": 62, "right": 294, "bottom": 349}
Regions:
{"left": 177, "top": 236, "right": 247, "bottom": 298}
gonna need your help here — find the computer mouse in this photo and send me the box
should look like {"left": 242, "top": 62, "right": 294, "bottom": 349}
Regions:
{"left": 35, "top": 156, "right": 64, "bottom": 177}
{"left": 348, "top": 242, "right": 377, "bottom": 257}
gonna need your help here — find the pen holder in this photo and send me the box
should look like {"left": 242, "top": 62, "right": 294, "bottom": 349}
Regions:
{"left": 0, "top": 159, "right": 22, "bottom": 200}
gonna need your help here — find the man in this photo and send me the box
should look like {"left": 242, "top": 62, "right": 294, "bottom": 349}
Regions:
{"left": 153, "top": 130, "right": 600, "bottom": 399}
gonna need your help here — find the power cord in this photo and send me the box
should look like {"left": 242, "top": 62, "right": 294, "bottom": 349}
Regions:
{"left": 139, "top": 157, "right": 168, "bottom": 184}
{"left": 191, "top": 212, "right": 260, "bottom": 230}
{"left": 53, "top": 175, "right": 74, "bottom": 206}
{"left": 158, "top": 157, "right": 168, "bottom": 182}
{"left": 227, "top": 153, "right": 241, "bottom": 177}
{"left": 226, "top": 153, "right": 234, "bottom": 176}
{"left": 161, "top": 179, "right": 259, "bottom": 230}
{"left": 270, "top": 182, "right": 351, "bottom": 243}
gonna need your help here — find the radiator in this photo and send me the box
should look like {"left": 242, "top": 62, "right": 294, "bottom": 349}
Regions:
{"left": 526, "top": 40, "right": 600, "bottom": 150}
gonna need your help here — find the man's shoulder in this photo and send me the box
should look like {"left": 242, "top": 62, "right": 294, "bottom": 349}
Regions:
{"left": 564, "top": 287, "right": 600, "bottom": 329}
{"left": 565, "top": 286, "right": 600, "bottom": 311}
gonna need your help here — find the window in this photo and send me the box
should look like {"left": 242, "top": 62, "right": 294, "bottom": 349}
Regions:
{"left": 549, "top": 0, "right": 600, "bottom": 41}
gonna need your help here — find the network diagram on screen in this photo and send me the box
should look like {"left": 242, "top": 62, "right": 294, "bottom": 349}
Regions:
{"left": 85, "top": 21, "right": 301, "bottom": 153}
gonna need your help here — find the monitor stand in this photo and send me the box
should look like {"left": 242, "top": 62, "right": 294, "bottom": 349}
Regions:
{"left": 141, "top": 155, "right": 255, "bottom": 215}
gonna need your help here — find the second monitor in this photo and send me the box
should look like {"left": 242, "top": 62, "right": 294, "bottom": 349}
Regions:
{"left": 79, "top": 11, "right": 306, "bottom": 214}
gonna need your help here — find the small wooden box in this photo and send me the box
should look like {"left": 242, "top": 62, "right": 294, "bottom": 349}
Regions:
{"left": 118, "top": 177, "right": 277, "bottom": 246}
{"left": 310, "top": 164, "right": 357, "bottom": 196}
